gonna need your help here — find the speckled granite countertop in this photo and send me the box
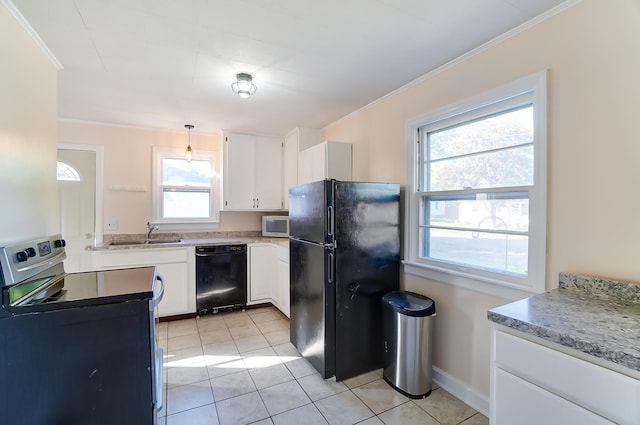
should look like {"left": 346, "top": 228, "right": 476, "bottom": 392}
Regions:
{"left": 92, "top": 231, "right": 289, "bottom": 251}
{"left": 488, "top": 273, "right": 640, "bottom": 372}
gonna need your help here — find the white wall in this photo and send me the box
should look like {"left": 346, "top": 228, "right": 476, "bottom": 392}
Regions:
{"left": 0, "top": 4, "right": 58, "bottom": 244}
{"left": 322, "top": 0, "right": 640, "bottom": 411}
{"left": 57, "top": 120, "right": 264, "bottom": 235}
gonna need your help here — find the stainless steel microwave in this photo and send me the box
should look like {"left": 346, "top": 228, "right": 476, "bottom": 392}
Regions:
{"left": 262, "top": 215, "right": 289, "bottom": 237}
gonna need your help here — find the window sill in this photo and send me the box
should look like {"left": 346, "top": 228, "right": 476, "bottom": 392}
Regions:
{"left": 402, "top": 260, "right": 542, "bottom": 301}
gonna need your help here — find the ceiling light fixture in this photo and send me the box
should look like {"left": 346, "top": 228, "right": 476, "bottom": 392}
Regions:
{"left": 184, "top": 124, "right": 194, "bottom": 162}
{"left": 231, "top": 73, "right": 257, "bottom": 98}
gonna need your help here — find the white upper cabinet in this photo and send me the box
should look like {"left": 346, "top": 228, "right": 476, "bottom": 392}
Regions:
{"left": 298, "top": 141, "right": 352, "bottom": 185}
{"left": 283, "top": 127, "right": 320, "bottom": 209}
{"left": 222, "top": 132, "right": 283, "bottom": 211}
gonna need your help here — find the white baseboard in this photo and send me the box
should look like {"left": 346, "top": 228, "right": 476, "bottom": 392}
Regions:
{"left": 432, "top": 366, "right": 490, "bottom": 417}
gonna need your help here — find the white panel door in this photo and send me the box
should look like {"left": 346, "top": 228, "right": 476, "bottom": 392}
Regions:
{"left": 57, "top": 149, "right": 96, "bottom": 272}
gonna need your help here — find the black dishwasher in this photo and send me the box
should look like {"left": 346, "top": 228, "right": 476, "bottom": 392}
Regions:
{"left": 195, "top": 244, "right": 247, "bottom": 314}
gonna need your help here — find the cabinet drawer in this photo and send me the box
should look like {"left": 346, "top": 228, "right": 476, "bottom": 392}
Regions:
{"left": 494, "top": 330, "right": 640, "bottom": 425}
{"left": 494, "top": 368, "right": 613, "bottom": 425}
{"left": 95, "top": 248, "right": 188, "bottom": 269}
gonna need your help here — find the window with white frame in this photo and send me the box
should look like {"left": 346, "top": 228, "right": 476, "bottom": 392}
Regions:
{"left": 405, "top": 71, "right": 547, "bottom": 298}
{"left": 152, "top": 147, "right": 220, "bottom": 225}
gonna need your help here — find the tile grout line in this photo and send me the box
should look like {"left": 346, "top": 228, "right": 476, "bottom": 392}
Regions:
{"left": 161, "top": 308, "right": 487, "bottom": 425}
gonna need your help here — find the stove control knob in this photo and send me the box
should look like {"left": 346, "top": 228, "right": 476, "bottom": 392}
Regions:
{"left": 25, "top": 248, "right": 36, "bottom": 257}
{"left": 16, "top": 251, "right": 28, "bottom": 262}
{"left": 54, "top": 239, "right": 66, "bottom": 248}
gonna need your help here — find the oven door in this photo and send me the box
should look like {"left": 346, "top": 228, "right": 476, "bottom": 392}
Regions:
{"left": 150, "top": 273, "right": 165, "bottom": 413}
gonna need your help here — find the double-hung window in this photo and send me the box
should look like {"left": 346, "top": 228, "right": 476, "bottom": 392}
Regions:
{"left": 152, "top": 147, "right": 220, "bottom": 226}
{"left": 405, "top": 71, "right": 547, "bottom": 298}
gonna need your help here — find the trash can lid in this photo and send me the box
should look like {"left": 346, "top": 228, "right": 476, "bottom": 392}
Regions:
{"left": 382, "top": 290, "right": 436, "bottom": 317}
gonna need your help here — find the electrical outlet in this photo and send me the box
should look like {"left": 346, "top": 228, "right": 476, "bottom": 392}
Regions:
{"left": 106, "top": 219, "right": 119, "bottom": 231}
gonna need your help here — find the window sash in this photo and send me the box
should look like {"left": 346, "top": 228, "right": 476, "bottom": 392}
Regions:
{"left": 426, "top": 104, "right": 534, "bottom": 162}
{"left": 420, "top": 188, "right": 530, "bottom": 234}
{"left": 420, "top": 104, "right": 535, "bottom": 193}
{"left": 151, "top": 146, "right": 220, "bottom": 225}
{"left": 405, "top": 71, "right": 547, "bottom": 298}
{"left": 419, "top": 188, "right": 530, "bottom": 275}
{"left": 161, "top": 188, "right": 211, "bottom": 219}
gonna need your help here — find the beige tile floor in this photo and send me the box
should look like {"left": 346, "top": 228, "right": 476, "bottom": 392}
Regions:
{"left": 156, "top": 306, "right": 488, "bottom": 425}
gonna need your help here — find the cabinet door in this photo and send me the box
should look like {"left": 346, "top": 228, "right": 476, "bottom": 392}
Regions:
{"left": 325, "top": 141, "right": 352, "bottom": 181}
{"left": 255, "top": 136, "right": 283, "bottom": 210}
{"left": 156, "top": 262, "right": 190, "bottom": 317}
{"left": 297, "top": 147, "right": 314, "bottom": 185}
{"left": 298, "top": 143, "right": 325, "bottom": 184}
{"left": 283, "top": 131, "right": 298, "bottom": 210}
{"left": 92, "top": 248, "right": 193, "bottom": 318}
{"left": 249, "top": 245, "right": 275, "bottom": 303}
{"left": 493, "top": 329, "right": 640, "bottom": 424}
{"left": 277, "top": 258, "right": 290, "bottom": 317}
{"left": 308, "top": 143, "right": 327, "bottom": 183}
{"left": 224, "top": 133, "right": 256, "bottom": 210}
{"left": 298, "top": 141, "right": 353, "bottom": 185}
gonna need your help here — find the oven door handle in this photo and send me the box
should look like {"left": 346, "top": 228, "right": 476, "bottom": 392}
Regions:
{"left": 153, "top": 274, "right": 165, "bottom": 307}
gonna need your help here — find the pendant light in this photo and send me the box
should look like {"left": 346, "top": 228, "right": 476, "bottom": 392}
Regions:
{"left": 184, "top": 124, "right": 194, "bottom": 162}
{"left": 231, "top": 73, "right": 257, "bottom": 98}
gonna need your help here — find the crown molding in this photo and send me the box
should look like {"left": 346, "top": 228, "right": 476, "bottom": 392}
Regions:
{"left": 2, "top": 0, "right": 63, "bottom": 70}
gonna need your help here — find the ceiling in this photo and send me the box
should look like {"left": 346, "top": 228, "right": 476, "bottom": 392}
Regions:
{"left": 10, "top": 0, "right": 568, "bottom": 135}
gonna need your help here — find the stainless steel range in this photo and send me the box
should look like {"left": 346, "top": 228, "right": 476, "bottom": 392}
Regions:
{"left": 0, "top": 235, "right": 164, "bottom": 425}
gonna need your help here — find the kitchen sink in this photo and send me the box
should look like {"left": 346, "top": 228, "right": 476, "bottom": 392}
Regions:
{"left": 108, "top": 239, "right": 182, "bottom": 246}
{"left": 146, "top": 239, "right": 182, "bottom": 244}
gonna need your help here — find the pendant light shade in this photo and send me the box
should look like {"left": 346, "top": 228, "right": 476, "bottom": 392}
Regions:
{"left": 231, "top": 73, "right": 257, "bottom": 98}
{"left": 184, "top": 124, "right": 194, "bottom": 162}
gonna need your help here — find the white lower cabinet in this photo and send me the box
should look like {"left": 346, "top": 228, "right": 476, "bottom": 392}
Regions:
{"left": 247, "top": 243, "right": 290, "bottom": 317}
{"left": 248, "top": 244, "right": 275, "bottom": 304}
{"left": 274, "top": 245, "right": 290, "bottom": 318}
{"left": 93, "top": 243, "right": 289, "bottom": 319}
{"left": 491, "top": 326, "right": 640, "bottom": 425}
{"left": 91, "top": 247, "right": 195, "bottom": 318}
{"left": 155, "top": 261, "right": 190, "bottom": 317}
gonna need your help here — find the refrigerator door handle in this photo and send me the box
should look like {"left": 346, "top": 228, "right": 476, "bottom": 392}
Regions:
{"left": 327, "top": 252, "right": 334, "bottom": 284}
{"left": 327, "top": 206, "right": 334, "bottom": 236}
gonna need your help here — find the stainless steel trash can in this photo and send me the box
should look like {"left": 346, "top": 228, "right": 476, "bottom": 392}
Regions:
{"left": 382, "top": 290, "right": 436, "bottom": 398}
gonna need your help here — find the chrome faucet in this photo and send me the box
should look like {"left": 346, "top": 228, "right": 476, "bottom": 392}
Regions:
{"left": 146, "top": 222, "right": 159, "bottom": 240}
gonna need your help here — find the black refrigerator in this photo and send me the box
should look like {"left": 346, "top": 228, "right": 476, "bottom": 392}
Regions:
{"left": 289, "top": 179, "right": 400, "bottom": 381}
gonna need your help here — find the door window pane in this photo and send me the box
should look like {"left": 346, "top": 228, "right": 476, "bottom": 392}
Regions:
{"left": 56, "top": 161, "right": 81, "bottom": 182}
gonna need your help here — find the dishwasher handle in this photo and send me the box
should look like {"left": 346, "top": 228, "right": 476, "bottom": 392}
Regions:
{"left": 195, "top": 245, "right": 247, "bottom": 256}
